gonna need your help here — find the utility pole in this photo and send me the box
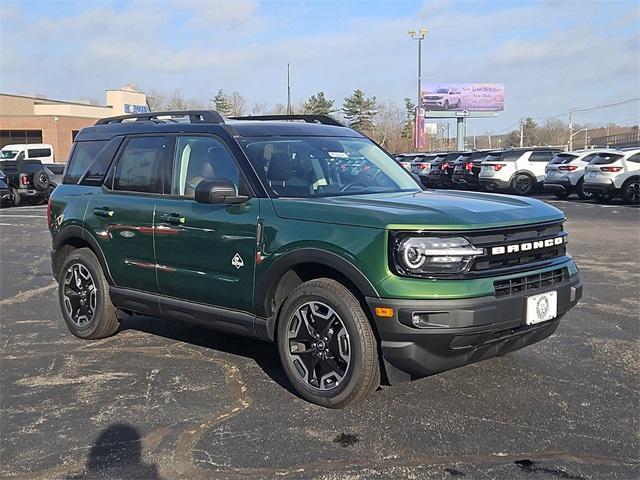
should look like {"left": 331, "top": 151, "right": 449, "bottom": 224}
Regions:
{"left": 473, "top": 129, "right": 477, "bottom": 150}
{"left": 488, "top": 132, "right": 492, "bottom": 149}
{"left": 519, "top": 118, "right": 524, "bottom": 148}
{"left": 408, "top": 28, "right": 428, "bottom": 150}
{"left": 568, "top": 108, "right": 574, "bottom": 150}
{"left": 286, "top": 63, "right": 292, "bottom": 115}
{"left": 585, "top": 127, "right": 589, "bottom": 148}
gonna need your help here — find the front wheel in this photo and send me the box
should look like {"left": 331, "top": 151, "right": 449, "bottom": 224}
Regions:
{"left": 576, "top": 178, "right": 594, "bottom": 200}
{"left": 277, "top": 278, "right": 380, "bottom": 408}
{"left": 58, "top": 247, "right": 120, "bottom": 339}
{"left": 511, "top": 174, "right": 534, "bottom": 195}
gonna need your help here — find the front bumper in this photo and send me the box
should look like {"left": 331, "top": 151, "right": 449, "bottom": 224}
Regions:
{"left": 366, "top": 272, "right": 582, "bottom": 384}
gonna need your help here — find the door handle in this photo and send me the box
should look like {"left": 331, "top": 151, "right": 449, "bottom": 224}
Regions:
{"left": 93, "top": 207, "right": 114, "bottom": 217}
{"left": 158, "top": 212, "right": 185, "bottom": 225}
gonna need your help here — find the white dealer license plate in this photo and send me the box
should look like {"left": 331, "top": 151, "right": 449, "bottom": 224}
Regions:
{"left": 526, "top": 291, "right": 558, "bottom": 325}
{"left": 586, "top": 171, "right": 597, "bottom": 179}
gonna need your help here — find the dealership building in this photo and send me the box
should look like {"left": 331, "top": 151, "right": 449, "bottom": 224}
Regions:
{"left": 0, "top": 86, "right": 148, "bottom": 162}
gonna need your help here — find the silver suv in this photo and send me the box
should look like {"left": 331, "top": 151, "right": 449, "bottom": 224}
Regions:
{"left": 543, "top": 149, "right": 611, "bottom": 200}
{"left": 583, "top": 148, "right": 640, "bottom": 204}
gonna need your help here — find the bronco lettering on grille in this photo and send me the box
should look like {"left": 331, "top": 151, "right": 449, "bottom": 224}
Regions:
{"left": 490, "top": 236, "right": 565, "bottom": 256}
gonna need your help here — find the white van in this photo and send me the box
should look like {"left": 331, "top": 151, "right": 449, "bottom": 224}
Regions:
{"left": 0, "top": 144, "right": 55, "bottom": 163}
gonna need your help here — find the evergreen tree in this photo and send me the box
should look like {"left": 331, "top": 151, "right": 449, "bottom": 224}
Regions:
{"left": 212, "top": 89, "right": 232, "bottom": 116}
{"left": 401, "top": 97, "right": 416, "bottom": 139}
{"left": 302, "top": 92, "right": 335, "bottom": 115}
{"left": 342, "top": 89, "right": 378, "bottom": 131}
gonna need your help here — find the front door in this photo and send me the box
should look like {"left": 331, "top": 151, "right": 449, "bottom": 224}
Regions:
{"left": 154, "top": 134, "right": 259, "bottom": 313}
{"left": 85, "top": 135, "right": 170, "bottom": 293}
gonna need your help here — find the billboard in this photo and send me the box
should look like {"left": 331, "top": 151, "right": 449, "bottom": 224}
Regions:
{"left": 421, "top": 83, "right": 504, "bottom": 112}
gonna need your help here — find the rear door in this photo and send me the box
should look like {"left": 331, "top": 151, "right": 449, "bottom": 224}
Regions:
{"left": 85, "top": 135, "right": 170, "bottom": 293}
{"left": 154, "top": 134, "right": 259, "bottom": 312}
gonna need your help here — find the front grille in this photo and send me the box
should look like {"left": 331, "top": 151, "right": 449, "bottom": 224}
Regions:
{"left": 468, "top": 221, "right": 567, "bottom": 274}
{"left": 494, "top": 268, "right": 566, "bottom": 297}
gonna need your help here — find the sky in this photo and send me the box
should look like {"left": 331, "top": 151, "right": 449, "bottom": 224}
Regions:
{"left": 0, "top": 0, "right": 638, "bottom": 134}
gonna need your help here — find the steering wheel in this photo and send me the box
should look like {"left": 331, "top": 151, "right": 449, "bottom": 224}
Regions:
{"left": 340, "top": 182, "right": 368, "bottom": 192}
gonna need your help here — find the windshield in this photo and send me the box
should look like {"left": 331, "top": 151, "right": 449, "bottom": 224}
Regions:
{"left": 0, "top": 150, "right": 18, "bottom": 159}
{"left": 239, "top": 136, "right": 420, "bottom": 198}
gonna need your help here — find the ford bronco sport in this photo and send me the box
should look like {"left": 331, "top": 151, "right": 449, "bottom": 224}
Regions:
{"left": 49, "top": 111, "right": 582, "bottom": 408}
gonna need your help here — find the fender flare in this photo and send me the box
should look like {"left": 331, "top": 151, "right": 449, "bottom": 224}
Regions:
{"left": 52, "top": 225, "right": 115, "bottom": 285}
{"left": 254, "top": 248, "right": 379, "bottom": 318}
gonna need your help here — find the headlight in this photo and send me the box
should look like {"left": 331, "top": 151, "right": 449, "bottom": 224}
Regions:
{"left": 393, "top": 236, "right": 484, "bottom": 276}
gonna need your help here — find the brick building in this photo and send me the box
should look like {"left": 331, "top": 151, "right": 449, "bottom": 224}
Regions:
{"left": 0, "top": 87, "right": 148, "bottom": 162}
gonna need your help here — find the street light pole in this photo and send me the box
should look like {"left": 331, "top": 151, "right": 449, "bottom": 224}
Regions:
{"left": 409, "top": 28, "right": 428, "bottom": 150}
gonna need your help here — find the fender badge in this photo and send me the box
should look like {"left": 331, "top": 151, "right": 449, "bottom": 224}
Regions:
{"left": 231, "top": 253, "right": 244, "bottom": 270}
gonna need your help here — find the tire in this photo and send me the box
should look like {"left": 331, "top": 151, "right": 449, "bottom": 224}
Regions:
{"left": 11, "top": 188, "right": 20, "bottom": 206}
{"left": 443, "top": 100, "right": 449, "bottom": 110}
{"left": 276, "top": 278, "right": 380, "bottom": 408}
{"left": 58, "top": 247, "right": 120, "bottom": 339}
{"left": 33, "top": 170, "right": 50, "bottom": 190}
{"left": 622, "top": 178, "right": 640, "bottom": 205}
{"left": 576, "top": 178, "right": 594, "bottom": 200}
{"left": 511, "top": 173, "right": 534, "bottom": 195}
{"left": 553, "top": 190, "right": 570, "bottom": 199}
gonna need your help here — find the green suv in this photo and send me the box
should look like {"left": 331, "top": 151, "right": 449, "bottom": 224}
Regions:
{"left": 49, "top": 111, "right": 582, "bottom": 408}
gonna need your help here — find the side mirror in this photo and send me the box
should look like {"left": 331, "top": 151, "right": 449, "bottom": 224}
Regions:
{"left": 195, "top": 178, "right": 248, "bottom": 204}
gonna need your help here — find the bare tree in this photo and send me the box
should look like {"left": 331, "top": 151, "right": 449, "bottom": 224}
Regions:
{"left": 251, "top": 102, "right": 267, "bottom": 115}
{"left": 144, "top": 89, "right": 166, "bottom": 111}
{"left": 229, "top": 91, "right": 247, "bottom": 116}
{"left": 268, "top": 103, "right": 288, "bottom": 114}
{"left": 370, "top": 101, "right": 405, "bottom": 152}
{"left": 166, "top": 89, "right": 188, "bottom": 110}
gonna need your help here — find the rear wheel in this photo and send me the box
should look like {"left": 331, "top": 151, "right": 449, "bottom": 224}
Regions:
{"left": 576, "top": 178, "right": 593, "bottom": 200}
{"left": 511, "top": 173, "right": 534, "bottom": 195}
{"left": 277, "top": 278, "right": 379, "bottom": 408}
{"left": 58, "top": 247, "right": 120, "bottom": 339}
{"left": 622, "top": 178, "right": 640, "bottom": 204}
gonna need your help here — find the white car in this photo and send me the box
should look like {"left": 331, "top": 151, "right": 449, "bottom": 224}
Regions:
{"left": 478, "top": 148, "right": 561, "bottom": 195}
{"left": 583, "top": 148, "right": 640, "bottom": 204}
{"left": 543, "top": 149, "right": 611, "bottom": 199}
{"left": 0, "top": 143, "right": 55, "bottom": 163}
{"left": 395, "top": 153, "right": 420, "bottom": 171}
{"left": 422, "top": 88, "right": 462, "bottom": 110}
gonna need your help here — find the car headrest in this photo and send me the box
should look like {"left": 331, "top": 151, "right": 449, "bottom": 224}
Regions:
{"left": 267, "top": 153, "right": 293, "bottom": 182}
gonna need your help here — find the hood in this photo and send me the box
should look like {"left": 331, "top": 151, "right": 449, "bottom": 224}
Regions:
{"left": 272, "top": 190, "right": 564, "bottom": 230}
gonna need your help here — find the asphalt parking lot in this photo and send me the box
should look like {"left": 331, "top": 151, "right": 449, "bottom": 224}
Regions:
{"left": 1, "top": 194, "right": 638, "bottom": 480}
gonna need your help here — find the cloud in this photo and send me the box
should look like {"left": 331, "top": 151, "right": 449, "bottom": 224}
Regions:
{"left": 0, "top": 0, "right": 638, "bottom": 131}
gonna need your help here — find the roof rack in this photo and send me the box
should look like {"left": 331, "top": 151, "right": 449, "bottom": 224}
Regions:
{"left": 95, "top": 110, "right": 225, "bottom": 125}
{"left": 229, "top": 114, "right": 344, "bottom": 127}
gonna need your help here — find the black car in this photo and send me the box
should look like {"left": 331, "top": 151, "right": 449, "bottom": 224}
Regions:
{"left": 0, "top": 170, "right": 12, "bottom": 207}
{"left": 427, "top": 152, "right": 464, "bottom": 188}
{"left": 0, "top": 158, "right": 56, "bottom": 205}
{"left": 451, "top": 151, "right": 495, "bottom": 189}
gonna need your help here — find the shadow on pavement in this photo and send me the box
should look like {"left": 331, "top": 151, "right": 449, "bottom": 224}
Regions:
{"left": 66, "top": 423, "right": 161, "bottom": 480}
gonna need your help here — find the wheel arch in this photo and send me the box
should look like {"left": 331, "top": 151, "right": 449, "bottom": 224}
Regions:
{"left": 52, "top": 225, "right": 114, "bottom": 285}
{"left": 255, "top": 249, "right": 379, "bottom": 338}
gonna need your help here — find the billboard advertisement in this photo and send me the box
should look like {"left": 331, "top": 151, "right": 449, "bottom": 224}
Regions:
{"left": 421, "top": 83, "right": 504, "bottom": 112}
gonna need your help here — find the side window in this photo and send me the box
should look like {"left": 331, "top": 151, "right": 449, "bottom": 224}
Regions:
{"left": 530, "top": 151, "right": 553, "bottom": 162}
{"left": 626, "top": 153, "right": 640, "bottom": 163}
{"left": 27, "top": 148, "right": 51, "bottom": 158}
{"left": 172, "top": 136, "right": 241, "bottom": 198}
{"left": 64, "top": 141, "right": 108, "bottom": 184}
{"left": 581, "top": 153, "right": 598, "bottom": 163}
{"left": 113, "top": 136, "right": 168, "bottom": 193}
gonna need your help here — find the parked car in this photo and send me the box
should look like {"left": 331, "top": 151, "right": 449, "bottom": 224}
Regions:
{"left": 410, "top": 153, "right": 438, "bottom": 186}
{"left": 0, "top": 143, "right": 55, "bottom": 163}
{"left": 0, "top": 169, "right": 12, "bottom": 207}
{"left": 394, "top": 153, "right": 418, "bottom": 171}
{"left": 422, "top": 88, "right": 462, "bottom": 110}
{"left": 479, "top": 148, "right": 562, "bottom": 195}
{"left": 0, "top": 157, "right": 56, "bottom": 205}
{"left": 451, "top": 151, "right": 495, "bottom": 190}
{"left": 49, "top": 110, "right": 582, "bottom": 408}
{"left": 543, "top": 149, "right": 610, "bottom": 199}
{"left": 427, "top": 152, "right": 465, "bottom": 188}
{"left": 583, "top": 148, "right": 640, "bottom": 204}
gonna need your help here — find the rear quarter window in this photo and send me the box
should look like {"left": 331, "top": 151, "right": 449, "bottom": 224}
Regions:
{"left": 63, "top": 140, "right": 109, "bottom": 184}
{"left": 27, "top": 148, "right": 51, "bottom": 158}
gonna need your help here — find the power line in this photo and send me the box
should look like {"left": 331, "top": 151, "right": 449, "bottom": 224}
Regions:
{"left": 572, "top": 97, "right": 640, "bottom": 114}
